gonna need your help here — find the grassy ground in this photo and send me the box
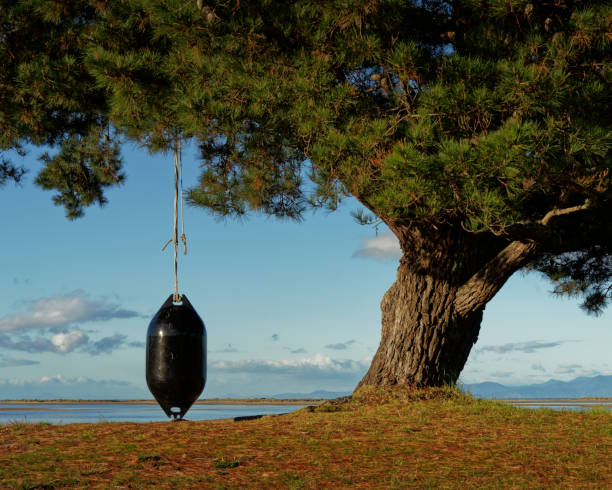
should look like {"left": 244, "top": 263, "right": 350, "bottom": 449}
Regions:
{"left": 0, "top": 386, "right": 610, "bottom": 489}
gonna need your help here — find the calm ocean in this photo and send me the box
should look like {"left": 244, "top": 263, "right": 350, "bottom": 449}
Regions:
{"left": 0, "top": 403, "right": 307, "bottom": 424}
{"left": 1, "top": 401, "right": 609, "bottom": 425}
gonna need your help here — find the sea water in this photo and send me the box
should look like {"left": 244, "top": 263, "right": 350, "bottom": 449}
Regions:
{"left": 1, "top": 400, "right": 609, "bottom": 425}
{"left": 506, "top": 401, "right": 612, "bottom": 411}
{"left": 0, "top": 403, "right": 307, "bottom": 424}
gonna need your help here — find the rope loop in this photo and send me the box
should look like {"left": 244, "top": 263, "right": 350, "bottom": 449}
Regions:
{"left": 180, "top": 233, "right": 187, "bottom": 255}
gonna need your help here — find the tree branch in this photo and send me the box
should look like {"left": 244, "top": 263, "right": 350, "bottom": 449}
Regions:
{"left": 454, "top": 200, "right": 596, "bottom": 317}
{"left": 454, "top": 240, "right": 537, "bottom": 317}
{"left": 538, "top": 200, "right": 590, "bottom": 226}
{"left": 505, "top": 199, "right": 593, "bottom": 251}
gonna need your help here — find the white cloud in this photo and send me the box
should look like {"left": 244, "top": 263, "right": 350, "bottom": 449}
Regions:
{"left": 489, "top": 371, "right": 514, "bottom": 379}
{"left": 83, "top": 334, "right": 129, "bottom": 356}
{"left": 0, "top": 333, "right": 59, "bottom": 354}
{"left": 212, "top": 353, "right": 371, "bottom": 376}
{"left": 51, "top": 331, "right": 88, "bottom": 353}
{"left": 325, "top": 340, "right": 357, "bottom": 350}
{"left": 40, "top": 374, "right": 68, "bottom": 384}
{"left": 0, "top": 291, "right": 141, "bottom": 333}
{"left": 207, "top": 354, "right": 372, "bottom": 397}
{"left": 555, "top": 363, "right": 591, "bottom": 376}
{"left": 0, "top": 356, "right": 39, "bottom": 368}
{"left": 353, "top": 232, "right": 401, "bottom": 261}
{"left": 478, "top": 340, "right": 565, "bottom": 354}
{"left": 0, "top": 331, "right": 140, "bottom": 355}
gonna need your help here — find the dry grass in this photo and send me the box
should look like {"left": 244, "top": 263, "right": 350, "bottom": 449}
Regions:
{"left": 0, "top": 386, "right": 610, "bottom": 489}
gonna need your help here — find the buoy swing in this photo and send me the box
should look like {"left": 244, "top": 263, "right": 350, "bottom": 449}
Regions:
{"left": 146, "top": 135, "right": 207, "bottom": 420}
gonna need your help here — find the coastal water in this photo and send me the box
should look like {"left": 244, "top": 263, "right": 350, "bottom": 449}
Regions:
{"left": 505, "top": 401, "right": 612, "bottom": 411}
{"left": 1, "top": 400, "right": 609, "bottom": 425}
{"left": 0, "top": 403, "right": 307, "bottom": 425}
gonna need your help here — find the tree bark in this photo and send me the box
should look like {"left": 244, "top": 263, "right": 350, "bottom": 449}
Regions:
{"left": 358, "top": 235, "right": 537, "bottom": 388}
{"left": 454, "top": 240, "right": 536, "bottom": 317}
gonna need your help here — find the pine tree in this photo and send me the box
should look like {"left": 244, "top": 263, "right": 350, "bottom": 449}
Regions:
{"left": 0, "top": 0, "right": 123, "bottom": 216}
{"left": 2, "top": 0, "right": 610, "bottom": 386}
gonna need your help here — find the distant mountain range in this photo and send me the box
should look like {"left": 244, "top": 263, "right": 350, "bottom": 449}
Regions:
{"left": 272, "top": 390, "right": 351, "bottom": 399}
{"left": 272, "top": 375, "right": 612, "bottom": 400}
{"left": 465, "top": 375, "right": 612, "bottom": 399}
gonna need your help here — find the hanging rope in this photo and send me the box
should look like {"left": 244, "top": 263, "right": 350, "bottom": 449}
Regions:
{"left": 179, "top": 136, "right": 187, "bottom": 256}
{"left": 161, "top": 134, "right": 187, "bottom": 303}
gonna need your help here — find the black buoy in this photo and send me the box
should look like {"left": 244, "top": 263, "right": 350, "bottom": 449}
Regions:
{"left": 146, "top": 294, "right": 206, "bottom": 420}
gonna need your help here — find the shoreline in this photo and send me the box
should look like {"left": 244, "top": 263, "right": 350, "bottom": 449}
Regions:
{"left": 499, "top": 398, "right": 612, "bottom": 404}
{"left": 0, "top": 398, "right": 327, "bottom": 406}
{"left": 1, "top": 397, "right": 610, "bottom": 405}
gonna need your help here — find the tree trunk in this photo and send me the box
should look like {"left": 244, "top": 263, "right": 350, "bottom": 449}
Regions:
{"left": 358, "top": 233, "right": 537, "bottom": 388}
{"left": 358, "top": 261, "right": 483, "bottom": 387}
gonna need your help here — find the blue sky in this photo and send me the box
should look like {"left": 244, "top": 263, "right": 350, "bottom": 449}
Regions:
{"left": 0, "top": 143, "right": 610, "bottom": 399}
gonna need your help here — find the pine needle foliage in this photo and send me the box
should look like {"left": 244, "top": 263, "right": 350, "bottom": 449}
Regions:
{"left": 1, "top": 0, "right": 611, "bottom": 311}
